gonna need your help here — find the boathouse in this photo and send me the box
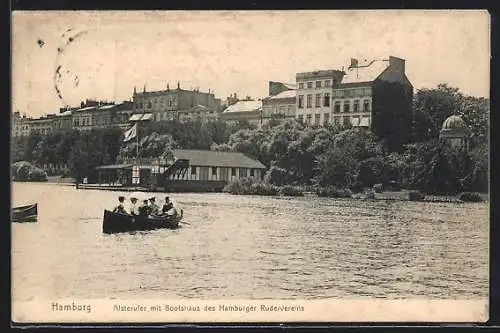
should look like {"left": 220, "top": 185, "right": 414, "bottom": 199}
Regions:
{"left": 87, "top": 149, "right": 266, "bottom": 192}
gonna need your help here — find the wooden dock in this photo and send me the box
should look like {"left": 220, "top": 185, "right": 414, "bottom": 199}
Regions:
{"left": 75, "top": 183, "right": 166, "bottom": 192}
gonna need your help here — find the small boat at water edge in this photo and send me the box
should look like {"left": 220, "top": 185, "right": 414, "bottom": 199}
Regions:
{"left": 102, "top": 209, "right": 183, "bottom": 234}
{"left": 12, "top": 203, "right": 38, "bottom": 222}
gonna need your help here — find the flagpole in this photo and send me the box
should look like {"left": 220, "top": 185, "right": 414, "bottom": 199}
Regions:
{"left": 136, "top": 122, "right": 139, "bottom": 162}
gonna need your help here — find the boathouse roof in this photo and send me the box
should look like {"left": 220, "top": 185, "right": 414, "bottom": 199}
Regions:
{"left": 172, "top": 149, "right": 266, "bottom": 169}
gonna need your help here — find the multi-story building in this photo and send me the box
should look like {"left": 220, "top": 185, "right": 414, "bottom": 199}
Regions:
{"left": 29, "top": 115, "right": 53, "bottom": 135}
{"left": 12, "top": 112, "right": 32, "bottom": 137}
{"left": 296, "top": 69, "right": 344, "bottom": 126}
{"left": 71, "top": 106, "right": 95, "bottom": 131}
{"left": 132, "top": 82, "right": 221, "bottom": 122}
{"left": 261, "top": 81, "right": 296, "bottom": 125}
{"left": 51, "top": 110, "right": 72, "bottom": 132}
{"left": 295, "top": 56, "right": 413, "bottom": 147}
{"left": 333, "top": 56, "right": 414, "bottom": 150}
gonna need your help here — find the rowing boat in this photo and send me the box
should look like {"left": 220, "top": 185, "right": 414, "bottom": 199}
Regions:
{"left": 12, "top": 203, "right": 38, "bottom": 222}
{"left": 102, "top": 209, "right": 183, "bottom": 234}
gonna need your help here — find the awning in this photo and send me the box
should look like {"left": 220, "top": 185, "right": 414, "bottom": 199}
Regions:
{"left": 94, "top": 164, "right": 133, "bottom": 170}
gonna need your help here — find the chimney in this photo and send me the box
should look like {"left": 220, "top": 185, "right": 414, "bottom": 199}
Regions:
{"left": 389, "top": 56, "right": 405, "bottom": 73}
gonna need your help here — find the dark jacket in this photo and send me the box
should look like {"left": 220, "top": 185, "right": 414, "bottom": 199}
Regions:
{"left": 162, "top": 202, "right": 173, "bottom": 213}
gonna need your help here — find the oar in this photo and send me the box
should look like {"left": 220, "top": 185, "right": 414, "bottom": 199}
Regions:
{"left": 179, "top": 221, "right": 191, "bottom": 225}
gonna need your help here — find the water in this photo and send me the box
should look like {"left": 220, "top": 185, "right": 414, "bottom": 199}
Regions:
{"left": 11, "top": 182, "right": 489, "bottom": 300}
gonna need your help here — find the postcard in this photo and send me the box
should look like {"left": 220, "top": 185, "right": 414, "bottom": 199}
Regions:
{"left": 11, "top": 10, "right": 490, "bottom": 324}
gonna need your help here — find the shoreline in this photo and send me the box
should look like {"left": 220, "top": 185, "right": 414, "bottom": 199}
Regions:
{"left": 16, "top": 181, "right": 486, "bottom": 204}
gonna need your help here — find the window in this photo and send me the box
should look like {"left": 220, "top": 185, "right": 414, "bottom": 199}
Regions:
{"left": 307, "top": 82, "right": 313, "bottom": 88}
{"left": 334, "top": 101, "right": 341, "bottom": 113}
{"left": 306, "top": 114, "right": 312, "bottom": 124}
{"left": 364, "top": 88, "right": 372, "bottom": 96}
{"left": 353, "top": 100, "right": 360, "bottom": 112}
{"left": 344, "top": 101, "right": 350, "bottom": 113}
{"left": 315, "top": 94, "right": 321, "bottom": 108}
{"left": 298, "top": 115, "right": 304, "bottom": 123}
{"left": 231, "top": 168, "right": 236, "bottom": 176}
{"left": 316, "top": 81, "right": 322, "bottom": 88}
{"left": 239, "top": 168, "right": 247, "bottom": 178}
{"left": 148, "top": 102, "right": 152, "bottom": 109}
{"left": 336, "top": 90, "right": 344, "bottom": 98}
{"left": 154, "top": 99, "right": 158, "bottom": 104}
{"left": 250, "top": 169, "right": 255, "bottom": 177}
{"left": 343, "top": 117, "right": 350, "bottom": 127}
{"left": 191, "top": 166, "right": 196, "bottom": 175}
{"left": 314, "top": 114, "right": 320, "bottom": 125}
{"left": 212, "top": 167, "right": 217, "bottom": 176}
{"left": 325, "top": 80, "right": 331, "bottom": 87}
{"left": 324, "top": 93, "right": 330, "bottom": 107}
{"left": 298, "top": 95, "right": 304, "bottom": 108}
{"left": 323, "top": 113, "right": 330, "bottom": 126}
{"left": 299, "top": 83, "right": 304, "bottom": 89}
{"left": 306, "top": 95, "right": 312, "bottom": 108}
{"left": 363, "top": 100, "right": 370, "bottom": 112}
{"left": 355, "top": 89, "right": 363, "bottom": 96}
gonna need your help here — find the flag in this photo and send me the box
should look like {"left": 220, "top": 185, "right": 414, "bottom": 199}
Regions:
{"left": 350, "top": 58, "right": 359, "bottom": 68}
{"left": 123, "top": 124, "right": 137, "bottom": 142}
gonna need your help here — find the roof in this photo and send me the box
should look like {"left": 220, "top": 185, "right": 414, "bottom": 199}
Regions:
{"left": 296, "top": 69, "right": 341, "bottom": 79}
{"left": 76, "top": 106, "right": 97, "bottom": 112}
{"left": 441, "top": 115, "right": 468, "bottom": 132}
{"left": 341, "top": 59, "right": 390, "bottom": 84}
{"left": 282, "top": 83, "right": 296, "bottom": 90}
{"left": 94, "top": 163, "right": 133, "bottom": 170}
{"left": 57, "top": 110, "right": 72, "bottom": 117}
{"left": 269, "top": 90, "right": 296, "bottom": 100}
{"left": 172, "top": 149, "right": 266, "bottom": 169}
{"left": 98, "top": 104, "right": 115, "bottom": 110}
{"left": 129, "top": 113, "right": 153, "bottom": 121}
{"left": 222, "top": 100, "right": 262, "bottom": 114}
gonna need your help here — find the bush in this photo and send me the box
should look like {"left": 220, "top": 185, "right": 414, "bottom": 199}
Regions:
{"left": 223, "top": 178, "right": 279, "bottom": 196}
{"left": 459, "top": 192, "right": 483, "bottom": 202}
{"left": 408, "top": 191, "right": 425, "bottom": 201}
{"left": 349, "top": 181, "right": 364, "bottom": 193}
{"left": 279, "top": 185, "right": 304, "bottom": 197}
{"left": 28, "top": 167, "right": 48, "bottom": 181}
{"left": 373, "top": 183, "right": 384, "bottom": 193}
{"left": 316, "top": 186, "right": 352, "bottom": 198}
{"left": 12, "top": 161, "right": 34, "bottom": 180}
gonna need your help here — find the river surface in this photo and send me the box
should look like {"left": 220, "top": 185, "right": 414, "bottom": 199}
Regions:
{"left": 12, "top": 182, "right": 489, "bottom": 300}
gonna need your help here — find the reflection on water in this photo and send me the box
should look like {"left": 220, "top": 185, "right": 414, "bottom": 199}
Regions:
{"left": 12, "top": 182, "right": 489, "bottom": 300}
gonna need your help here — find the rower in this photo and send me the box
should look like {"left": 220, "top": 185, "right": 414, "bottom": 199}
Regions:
{"left": 162, "top": 196, "right": 174, "bottom": 215}
{"left": 113, "top": 196, "right": 127, "bottom": 214}
{"left": 129, "top": 196, "right": 140, "bottom": 216}
{"left": 148, "top": 197, "right": 159, "bottom": 215}
{"left": 139, "top": 199, "right": 150, "bottom": 216}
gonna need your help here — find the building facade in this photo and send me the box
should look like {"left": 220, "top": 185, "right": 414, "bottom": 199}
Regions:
{"left": 295, "top": 56, "right": 413, "bottom": 149}
{"left": 51, "top": 111, "right": 72, "bottom": 132}
{"left": 132, "top": 83, "right": 221, "bottom": 122}
{"left": 296, "top": 69, "right": 344, "bottom": 126}
{"left": 12, "top": 112, "right": 31, "bottom": 137}
{"left": 261, "top": 81, "right": 296, "bottom": 125}
{"left": 220, "top": 100, "right": 263, "bottom": 126}
{"left": 29, "top": 116, "right": 53, "bottom": 135}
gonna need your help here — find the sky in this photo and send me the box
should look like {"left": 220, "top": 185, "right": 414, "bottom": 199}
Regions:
{"left": 12, "top": 10, "right": 490, "bottom": 118}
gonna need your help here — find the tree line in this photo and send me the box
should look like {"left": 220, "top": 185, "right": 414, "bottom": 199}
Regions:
{"left": 11, "top": 84, "right": 488, "bottom": 194}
